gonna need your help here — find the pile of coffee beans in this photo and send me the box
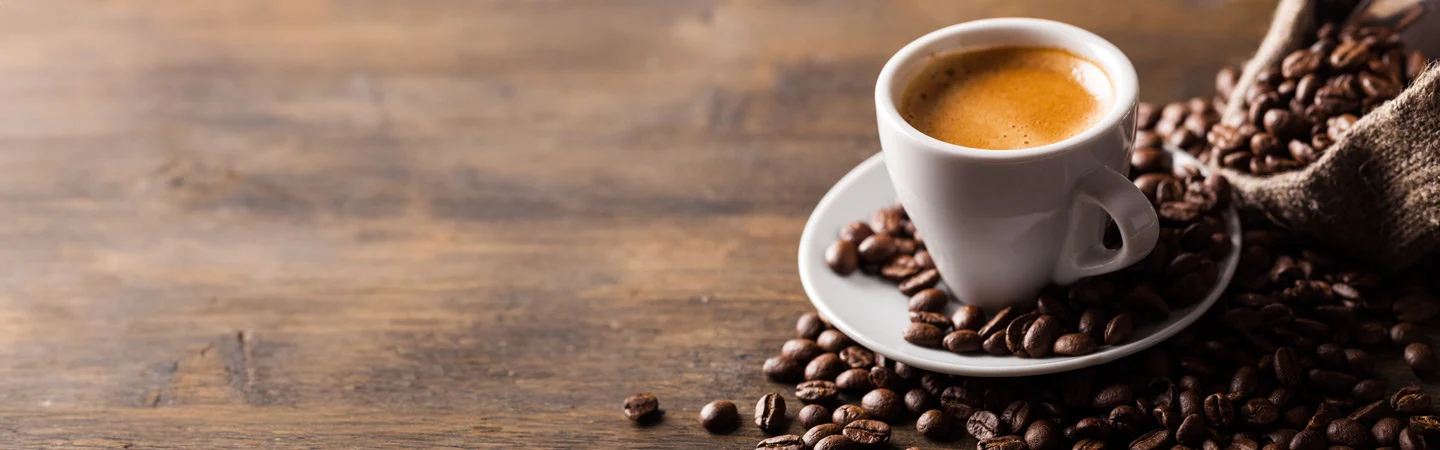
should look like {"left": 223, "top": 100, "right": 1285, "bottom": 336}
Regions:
{"left": 824, "top": 111, "right": 1234, "bottom": 359}
{"left": 1205, "top": 23, "right": 1428, "bottom": 174}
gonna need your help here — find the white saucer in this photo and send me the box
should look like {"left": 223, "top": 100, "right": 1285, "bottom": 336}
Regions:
{"left": 797, "top": 151, "right": 1241, "bottom": 377}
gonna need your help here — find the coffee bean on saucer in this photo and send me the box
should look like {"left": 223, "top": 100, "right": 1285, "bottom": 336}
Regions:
{"left": 918, "top": 409, "right": 954, "bottom": 439}
{"left": 909, "top": 288, "right": 949, "bottom": 312}
{"left": 1024, "top": 315, "right": 1063, "bottom": 357}
{"left": 978, "top": 306, "right": 1019, "bottom": 338}
{"left": 945, "top": 329, "right": 983, "bottom": 353}
{"left": 904, "top": 322, "right": 944, "bottom": 348}
{"left": 701, "top": 399, "right": 739, "bottom": 433}
{"left": 623, "top": 393, "right": 660, "bottom": 421}
{"left": 839, "top": 222, "right": 874, "bottom": 245}
{"left": 953, "top": 305, "right": 986, "bottom": 331}
{"left": 843, "top": 419, "right": 892, "bottom": 445}
{"left": 756, "top": 393, "right": 786, "bottom": 433}
{"left": 826, "top": 240, "right": 859, "bottom": 275}
{"left": 899, "top": 268, "right": 941, "bottom": 296}
{"left": 1374, "top": 417, "right": 1405, "bottom": 446}
{"left": 833, "top": 404, "right": 868, "bottom": 426}
{"left": 757, "top": 434, "right": 804, "bottom": 450}
{"left": 980, "top": 435, "right": 1028, "bottom": 450}
{"left": 1054, "top": 333, "right": 1097, "bottom": 356}
{"left": 803, "top": 423, "right": 842, "bottom": 448}
{"left": 1105, "top": 313, "right": 1135, "bottom": 345}
{"left": 911, "top": 311, "right": 952, "bottom": 329}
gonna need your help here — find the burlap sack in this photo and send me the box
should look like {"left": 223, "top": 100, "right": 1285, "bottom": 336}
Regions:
{"left": 1217, "top": 0, "right": 1440, "bottom": 270}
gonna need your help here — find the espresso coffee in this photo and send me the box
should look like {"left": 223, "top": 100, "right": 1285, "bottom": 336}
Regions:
{"left": 900, "top": 46, "right": 1113, "bottom": 150}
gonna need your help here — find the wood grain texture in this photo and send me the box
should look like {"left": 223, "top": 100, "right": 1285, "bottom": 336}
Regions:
{"left": 2, "top": 0, "right": 1419, "bottom": 448}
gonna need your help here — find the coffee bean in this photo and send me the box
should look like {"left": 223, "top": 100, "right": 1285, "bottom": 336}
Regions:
{"left": 1105, "top": 313, "right": 1135, "bottom": 346}
{"left": 899, "top": 268, "right": 940, "bottom": 296}
{"left": 797, "top": 313, "right": 827, "bottom": 340}
{"left": 843, "top": 419, "right": 891, "bottom": 445}
{"left": 1002, "top": 400, "right": 1033, "bottom": 433}
{"left": 862, "top": 388, "right": 902, "bottom": 421}
{"left": 826, "top": 240, "right": 860, "bottom": 275}
{"left": 798, "top": 404, "right": 831, "bottom": 429}
{"left": 1287, "top": 406, "right": 1313, "bottom": 430}
{"left": 1178, "top": 414, "right": 1206, "bottom": 445}
{"left": 978, "top": 435, "right": 1027, "bottom": 450}
{"left": 1267, "top": 429, "right": 1299, "bottom": 447}
{"left": 985, "top": 331, "right": 1011, "bottom": 355}
{"left": 1275, "top": 347, "right": 1303, "bottom": 386}
{"left": 980, "top": 307, "right": 1020, "bottom": 338}
{"left": 806, "top": 353, "right": 846, "bottom": 381}
{"left": 1345, "top": 348, "right": 1376, "bottom": 375}
{"left": 622, "top": 393, "right": 660, "bottom": 422}
{"left": 970, "top": 410, "right": 1006, "bottom": 440}
{"left": 871, "top": 207, "right": 904, "bottom": 236}
{"left": 1134, "top": 429, "right": 1173, "bottom": 450}
{"left": 757, "top": 434, "right": 804, "bottom": 450}
{"left": 756, "top": 393, "right": 786, "bottom": 433}
{"left": 911, "top": 311, "right": 952, "bottom": 329}
{"left": 856, "top": 234, "right": 896, "bottom": 264}
{"left": 812, "top": 434, "right": 852, "bottom": 450}
{"left": 702, "top": 400, "right": 740, "bottom": 433}
{"left": 1292, "top": 430, "right": 1326, "bottom": 450}
{"left": 1406, "top": 343, "right": 1439, "bottom": 375}
{"left": 1308, "top": 369, "right": 1357, "bottom": 392}
{"left": 1399, "top": 427, "right": 1427, "bottom": 450}
{"left": 915, "top": 250, "right": 934, "bottom": 268}
{"left": 1075, "top": 417, "right": 1113, "bottom": 439}
{"left": 1348, "top": 400, "right": 1391, "bottom": 424}
{"left": 1394, "top": 292, "right": 1440, "bottom": 323}
{"left": 954, "top": 305, "right": 986, "bottom": 331}
{"left": 1328, "top": 418, "right": 1373, "bottom": 448}
{"left": 781, "top": 339, "right": 824, "bottom": 363}
{"left": 832, "top": 404, "right": 867, "bottom": 426}
{"left": 1231, "top": 366, "right": 1260, "bottom": 397}
{"left": 918, "top": 409, "right": 954, "bottom": 439}
{"left": 1079, "top": 308, "right": 1107, "bottom": 339}
{"left": 909, "top": 288, "right": 948, "bottom": 312}
{"left": 904, "top": 322, "right": 944, "bottom": 348}
{"left": 1093, "top": 383, "right": 1134, "bottom": 410}
{"left": 796, "top": 380, "right": 840, "bottom": 404}
{"left": 1392, "top": 322, "right": 1427, "bottom": 345}
{"left": 1375, "top": 418, "right": 1406, "bottom": 446}
{"left": 1392, "top": 386, "right": 1432, "bottom": 414}
{"left": 1243, "top": 398, "right": 1280, "bottom": 426}
{"left": 1075, "top": 438, "right": 1108, "bottom": 450}
{"left": 837, "top": 346, "right": 874, "bottom": 369}
{"left": 765, "top": 356, "right": 804, "bottom": 382}
{"left": 1206, "top": 393, "right": 1236, "bottom": 427}
{"left": 1413, "top": 416, "right": 1440, "bottom": 435}
{"left": 839, "top": 222, "right": 874, "bottom": 245}
{"left": 1055, "top": 333, "right": 1099, "bottom": 356}
{"left": 835, "top": 368, "right": 872, "bottom": 392}
{"left": 941, "top": 386, "right": 978, "bottom": 420}
{"left": 944, "top": 329, "right": 983, "bottom": 354}
{"left": 1028, "top": 419, "right": 1065, "bottom": 450}
{"left": 803, "top": 423, "right": 843, "bottom": 448}
{"left": 817, "top": 330, "right": 853, "bottom": 352}
{"left": 920, "top": 372, "right": 950, "bottom": 396}
{"left": 1354, "top": 379, "right": 1387, "bottom": 402}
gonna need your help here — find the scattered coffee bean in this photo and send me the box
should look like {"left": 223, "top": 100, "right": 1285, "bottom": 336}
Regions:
{"left": 918, "top": 409, "right": 954, "bottom": 439}
{"left": 862, "top": 388, "right": 902, "bottom": 421}
{"left": 813, "top": 434, "right": 853, "bottom": 450}
{"left": 816, "top": 330, "right": 853, "bottom": 352}
{"left": 835, "top": 368, "right": 871, "bottom": 392}
{"left": 1028, "top": 419, "right": 1065, "bottom": 450}
{"left": 756, "top": 393, "right": 786, "bottom": 433}
{"left": 1391, "top": 322, "right": 1427, "bottom": 345}
{"left": 803, "top": 423, "right": 842, "bottom": 448}
{"left": 904, "top": 322, "right": 945, "bottom": 348}
{"left": 954, "top": 305, "right": 986, "bottom": 331}
{"left": 797, "top": 313, "right": 827, "bottom": 340}
{"left": 826, "top": 240, "right": 859, "bottom": 275}
{"left": 623, "top": 393, "right": 660, "bottom": 421}
{"left": 909, "top": 288, "right": 949, "bottom": 312}
{"left": 1399, "top": 427, "right": 1427, "bottom": 450}
{"left": 843, "top": 419, "right": 891, "bottom": 445}
{"left": 701, "top": 400, "right": 739, "bottom": 433}
{"left": 805, "top": 353, "right": 846, "bottom": 381}
{"left": 1002, "top": 400, "right": 1033, "bottom": 433}
{"left": 1055, "top": 333, "right": 1098, "bottom": 356}
{"left": 904, "top": 388, "right": 934, "bottom": 415}
{"left": 781, "top": 339, "right": 823, "bottom": 363}
{"left": 981, "top": 435, "right": 1028, "bottom": 450}
{"left": 765, "top": 356, "right": 804, "bottom": 382}
{"left": 1328, "top": 418, "right": 1372, "bottom": 448}
{"left": 970, "top": 410, "right": 1006, "bottom": 440}
{"left": 1392, "top": 386, "right": 1432, "bottom": 414}
{"left": 1412, "top": 416, "right": 1440, "bottom": 435}
{"left": 798, "top": 404, "right": 831, "bottom": 430}
{"left": 796, "top": 380, "right": 839, "bottom": 404}
{"left": 1405, "top": 342, "right": 1438, "bottom": 375}
{"left": 757, "top": 434, "right": 804, "bottom": 450}
{"left": 1375, "top": 418, "right": 1405, "bottom": 446}
{"left": 833, "top": 404, "right": 868, "bottom": 427}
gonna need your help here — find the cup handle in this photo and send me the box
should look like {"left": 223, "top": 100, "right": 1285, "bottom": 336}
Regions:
{"left": 1052, "top": 168, "right": 1160, "bottom": 285}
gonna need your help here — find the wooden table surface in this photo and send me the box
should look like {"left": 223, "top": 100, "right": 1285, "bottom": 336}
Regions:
{"left": 0, "top": 1, "right": 1317, "bottom": 448}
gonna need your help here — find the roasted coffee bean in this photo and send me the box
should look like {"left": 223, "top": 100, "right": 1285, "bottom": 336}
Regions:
{"left": 806, "top": 353, "right": 846, "bottom": 381}
{"left": 701, "top": 399, "right": 740, "bottom": 433}
{"left": 1106, "top": 313, "right": 1135, "bottom": 345}
{"left": 1075, "top": 417, "right": 1113, "bottom": 439}
{"left": 1267, "top": 429, "right": 1299, "bottom": 447}
{"left": 1395, "top": 292, "right": 1440, "bottom": 323}
{"left": 1354, "top": 379, "right": 1387, "bottom": 402}
{"left": 1134, "top": 429, "right": 1173, "bottom": 450}
{"left": 1346, "top": 348, "right": 1377, "bottom": 375}
{"left": 1406, "top": 342, "right": 1439, "bottom": 374}
{"left": 970, "top": 410, "right": 1006, "bottom": 440}
{"left": 1308, "top": 369, "right": 1357, "bottom": 392}
{"left": 905, "top": 388, "right": 935, "bottom": 415}
{"left": 911, "top": 311, "right": 952, "bottom": 329}
{"left": 941, "top": 386, "right": 978, "bottom": 420}
{"left": 921, "top": 373, "right": 951, "bottom": 397}
{"left": 1207, "top": 393, "right": 1236, "bottom": 427}
{"left": 756, "top": 393, "right": 786, "bottom": 433}
{"left": 1275, "top": 347, "right": 1303, "bottom": 386}
{"left": 1079, "top": 308, "right": 1107, "bottom": 339}
{"left": 857, "top": 234, "right": 896, "bottom": 264}
{"left": 979, "top": 307, "right": 1020, "bottom": 338}
{"left": 981, "top": 435, "right": 1029, "bottom": 450}
{"left": 757, "top": 434, "right": 804, "bottom": 450}
{"left": 1232, "top": 366, "right": 1260, "bottom": 397}
{"left": 1292, "top": 430, "right": 1326, "bottom": 450}
{"left": 1178, "top": 414, "right": 1206, "bottom": 445}
{"left": 871, "top": 207, "right": 904, "bottom": 235}
{"left": 1243, "top": 398, "right": 1280, "bottom": 426}
{"left": 1075, "top": 438, "right": 1108, "bottom": 450}
{"left": 899, "top": 268, "right": 940, "bottom": 296}
{"left": 1392, "top": 322, "right": 1427, "bottom": 345}
{"left": 835, "top": 369, "right": 872, "bottom": 392}
{"left": 624, "top": 393, "right": 660, "bottom": 421}
{"left": 985, "top": 331, "right": 1011, "bottom": 355}
{"left": 843, "top": 419, "right": 891, "bottom": 445}
{"left": 1026, "top": 315, "right": 1064, "bottom": 357}
{"left": 826, "top": 240, "right": 860, "bottom": 275}
{"left": 862, "top": 388, "right": 902, "bottom": 421}
{"left": 1328, "top": 419, "right": 1372, "bottom": 448}
{"left": 1400, "top": 427, "right": 1427, "bottom": 450}
{"left": 1028, "top": 419, "right": 1065, "bottom": 450}
{"left": 797, "top": 313, "right": 827, "bottom": 340}
{"left": 1134, "top": 148, "right": 1172, "bottom": 173}
{"left": 817, "top": 330, "right": 853, "bottom": 352}
{"left": 765, "top": 356, "right": 804, "bottom": 382}
{"left": 1392, "top": 386, "right": 1432, "bottom": 414}
{"left": 1348, "top": 400, "right": 1391, "bottom": 424}
{"left": 803, "top": 423, "right": 843, "bottom": 448}
{"left": 909, "top": 288, "right": 948, "bottom": 312}
{"left": 1094, "top": 383, "right": 1134, "bottom": 410}
{"left": 798, "top": 404, "right": 831, "bottom": 430}
{"left": 918, "top": 409, "right": 954, "bottom": 439}
{"left": 832, "top": 404, "right": 868, "bottom": 426}
{"left": 954, "top": 305, "right": 986, "bottom": 331}
{"left": 782, "top": 339, "right": 824, "bottom": 363}
{"left": 1412, "top": 416, "right": 1440, "bottom": 435}
{"left": 1000, "top": 400, "right": 1033, "bottom": 434}
{"left": 838, "top": 346, "right": 874, "bottom": 369}
{"left": 839, "top": 222, "right": 874, "bottom": 245}
{"left": 867, "top": 366, "right": 904, "bottom": 392}
{"left": 1271, "top": 387, "right": 1297, "bottom": 408}
{"left": 1056, "top": 333, "right": 1099, "bottom": 356}
{"left": 812, "top": 434, "right": 852, "bottom": 450}
{"left": 1285, "top": 406, "right": 1312, "bottom": 430}
{"left": 945, "top": 329, "right": 984, "bottom": 353}
{"left": 904, "top": 322, "right": 945, "bottom": 348}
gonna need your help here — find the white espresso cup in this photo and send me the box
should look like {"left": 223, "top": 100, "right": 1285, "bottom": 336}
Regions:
{"left": 875, "top": 18, "right": 1157, "bottom": 311}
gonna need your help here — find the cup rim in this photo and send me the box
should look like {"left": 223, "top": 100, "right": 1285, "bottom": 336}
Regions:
{"left": 875, "top": 18, "right": 1139, "bottom": 162}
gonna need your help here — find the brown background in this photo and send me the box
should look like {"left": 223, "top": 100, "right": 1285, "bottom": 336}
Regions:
{"left": 0, "top": 0, "right": 1352, "bottom": 448}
